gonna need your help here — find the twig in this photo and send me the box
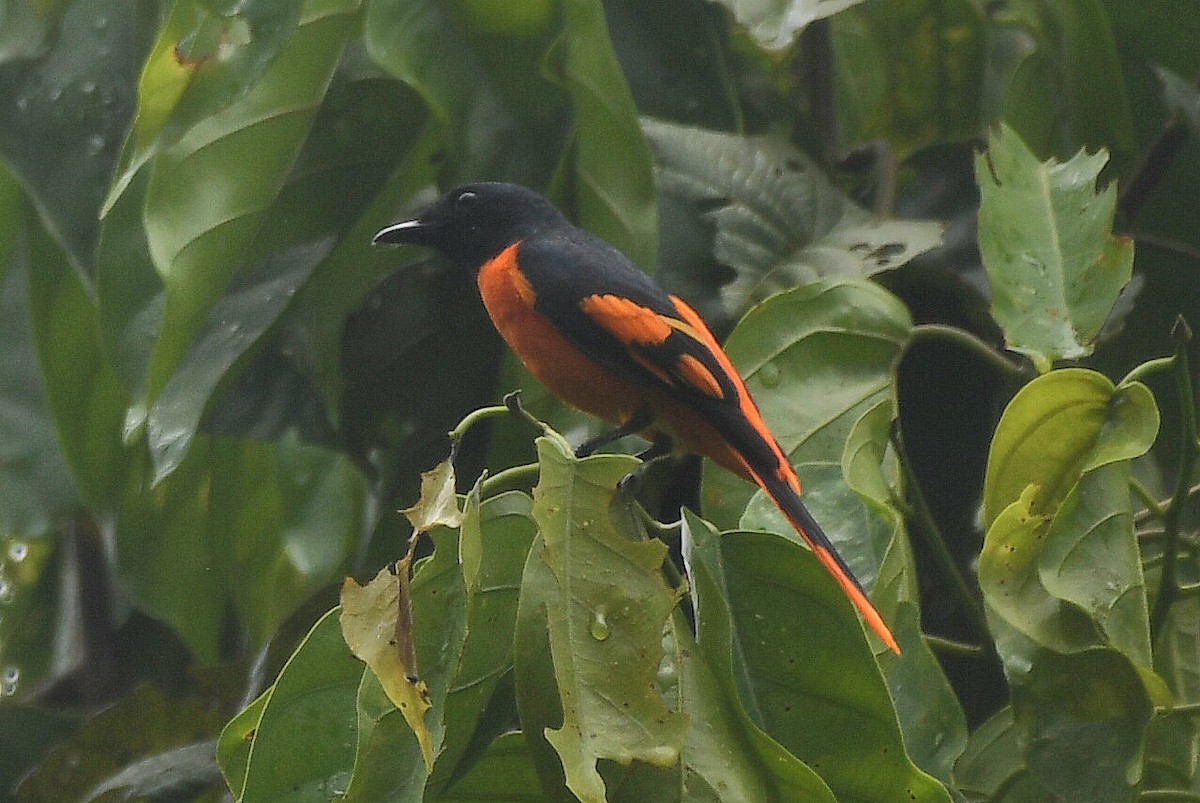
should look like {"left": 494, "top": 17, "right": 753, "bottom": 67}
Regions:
{"left": 1150, "top": 318, "right": 1199, "bottom": 640}
{"left": 905, "top": 324, "right": 1026, "bottom": 381}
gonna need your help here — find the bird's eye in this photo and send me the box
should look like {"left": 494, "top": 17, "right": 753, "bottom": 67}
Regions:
{"left": 456, "top": 190, "right": 478, "bottom": 209}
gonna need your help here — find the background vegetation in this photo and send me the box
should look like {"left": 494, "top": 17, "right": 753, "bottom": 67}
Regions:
{"left": 1, "top": 0, "right": 1198, "bottom": 800}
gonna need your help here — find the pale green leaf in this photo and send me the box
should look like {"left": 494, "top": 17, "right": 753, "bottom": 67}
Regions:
{"left": 976, "top": 123, "right": 1134, "bottom": 366}
{"left": 532, "top": 434, "right": 688, "bottom": 803}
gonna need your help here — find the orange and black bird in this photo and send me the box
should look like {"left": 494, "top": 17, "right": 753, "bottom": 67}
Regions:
{"left": 374, "top": 182, "right": 899, "bottom": 654}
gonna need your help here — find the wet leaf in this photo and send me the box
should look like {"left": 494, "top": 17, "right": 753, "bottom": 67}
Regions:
{"left": 532, "top": 433, "right": 688, "bottom": 803}
{"left": 976, "top": 124, "right": 1134, "bottom": 368}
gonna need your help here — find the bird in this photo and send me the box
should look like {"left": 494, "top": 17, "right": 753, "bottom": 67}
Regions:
{"left": 374, "top": 182, "right": 899, "bottom": 654}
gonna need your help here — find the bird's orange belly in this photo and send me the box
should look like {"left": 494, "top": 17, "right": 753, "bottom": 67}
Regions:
{"left": 476, "top": 244, "right": 644, "bottom": 426}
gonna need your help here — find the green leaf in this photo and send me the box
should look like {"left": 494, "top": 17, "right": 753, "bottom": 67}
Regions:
{"left": 117, "top": 434, "right": 363, "bottom": 659}
{"left": 710, "top": 0, "right": 869, "bottom": 50}
{"left": 681, "top": 513, "right": 838, "bottom": 802}
{"left": 426, "top": 489, "right": 536, "bottom": 798}
{"left": 237, "top": 609, "right": 362, "bottom": 802}
{"left": 979, "top": 369, "right": 1161, "bottom": 802}
{"left": 102, "top": 1, "right": 301, "bottom": 213}
{"left": 141, "top": 0, "right": 359, "bottom": 402}
{"left": 644, "top": 119, "right": 941, "bottom": 318}
{"left": 146, "top": 237, "right": 331, "bottom": 483}
{"left": 953, "top": 707, "right": 1033, "bottom": 801}
{"left": 975, "top": 123, "right": 1134, "bottom": 368}
{"left": 365, "top": 0, "right": 568, "bottom": 186}
{"left": 341, "top": 526, "right": 469, "bottom": 801}
{"left": 552, "top": 0, "right": 658, "bottom": 271}
{"left": 684, "top": 515, "right": 950, "bottom": 802}
{"left": 217, "top": 691, "right": 268, "bottom": 799}
{"left": 983, "top": 369, "right": 1159, "bottom": 526}
{"left": 531, "top": 433, "right": 688, "bottom": 803}
{"left": 831, "top": 0, "right": 988, "bottom": 157}
{"left": 644, "top": 119, "right": 936, "bottom": 306}
{"left": 703, "top": 278, "right": 912, "bottom": 595}
{"left": 25, "top": 207, "right": 128, "bottom": 511}
{"left": 883, "top": 603, "right": 969, "bottom": 784}
{"left": 341, "top": 671, "right": 427, "bottom": 803}
{"left": 1020, "top": 647, "right": 1154, "bottom": 803}
{"left": 0, "top": 185, "right": 79, "bottom": 536}
{"left": 440, "top": 732, "right": 544, "bottom": 802}
{"left": 1000, "top": 0, "right": 1136, "bottom": 168}
{"left": 0, "top": 0, "right": 151, "bottom": 272}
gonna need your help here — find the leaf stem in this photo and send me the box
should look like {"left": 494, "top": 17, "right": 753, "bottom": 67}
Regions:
{"left": 479, "top": 463, "right": 541, "bottom": 499}
{"left": 891, "top": 426, "right": 993, "bottom": 647}
{"left": 1150, "top": 317, "right": 1199, "bottom": 640}
{"left": 1122, "top": 356, "right": 1177, "bottom": 386}
{"left": 905, "top": 324, "right": 1026, "bottom": 381}
{"left": 1131, "top": 478, "right": 1168, "bottom": 522}
{"left": 447, "top": 403, "right": 513, "bottom": 445}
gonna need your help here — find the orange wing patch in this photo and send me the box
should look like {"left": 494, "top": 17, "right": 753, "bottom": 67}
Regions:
{"left": 580, "top": 294, "right": 673, "bottom": 346}
{"left": 675, "top": 353, "right": 724, "bottom": 399}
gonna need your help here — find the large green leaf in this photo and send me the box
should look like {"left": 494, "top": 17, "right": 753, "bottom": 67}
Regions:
{"left": 146, "top": 238, "right": 332, "bottom": 482}
{"left": 235, "top": 609, "right": 362, "bottom": 802}
{"left": 703, "top": 278, "right": 912, "bottom": 604}
{"left": 975, "top": 123, "right": 1134, "bottom": 369}
{"left": 710, "top": 0, "right": 868, "bottom": 50}
{"left": 645, "top": 120, "right": 942, "bottom": 321}
{"left": 24, "top": 193, "right": 129, "bottom": 512}
{"left": 102, "top": 1, "right": 301, "bottom": 213}
{"left": 831, "top": 0, "right": 987, "bottom": 157}
{"left": 1000, "top": 0, "right": 1136, "bottom": 169}
{"left": 684, "top": 515, "right": 950, "bottom": 802}
{"left": 979, "top": 368, "right": 1162, "bottom": 802}
{"left": 116, "top": 433, "right": 364, "bottom": 660}
{"left": 0, "top": 175, "right": 79, "bottom": 536}
{"left": 141, "top": 0, "right": 359, "bottom": 403}
{"left": 425, "top": 489, "right": 536, "bottom": 797}
{"left": 883, "top": 602, "right": 968, "bottom": 784}
{"left": 551, "top": 0, "right": 658, "bottom": 271}
{"left": 0, "top": 0, "right": 150, "bottom": 272}
{"left": 983, "top": 368, "right": 1158, "bottom": 526}
{"left": 681, "top": 513, "right": 839, "bottom": 802}
{"left": 531, "top": 433, "right": 687, "bottom": 803}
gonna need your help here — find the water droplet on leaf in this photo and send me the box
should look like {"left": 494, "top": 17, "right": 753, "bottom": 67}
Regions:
{"left": 759, "top": 362, "right": 781, "bottom": 388}
{"left": 590, "top": 611, "right": 609, "bottom": 641}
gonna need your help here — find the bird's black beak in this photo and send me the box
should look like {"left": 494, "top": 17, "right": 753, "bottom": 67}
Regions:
{"left": 373, "top": 218, "right": 438, "bottom": 247}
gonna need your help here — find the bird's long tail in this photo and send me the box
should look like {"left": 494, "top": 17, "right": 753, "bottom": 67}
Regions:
{"left": 751, "top": 462, "right": 901, "bottom": 654}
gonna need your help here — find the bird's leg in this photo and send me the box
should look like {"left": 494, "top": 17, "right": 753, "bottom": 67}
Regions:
{"left": 618, "top": 433, "right": 675, "bottom": 495}
{"left": 574, "top": 408, "right": 654, "bottom": 458}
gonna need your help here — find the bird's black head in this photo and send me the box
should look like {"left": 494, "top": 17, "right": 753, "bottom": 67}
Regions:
{"left": 373, "top": 182, "right": 568, "bottom": 270}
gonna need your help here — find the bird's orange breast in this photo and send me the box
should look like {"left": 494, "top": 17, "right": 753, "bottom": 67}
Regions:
{"left": 476, "top": 243, "right": 644, "bottom": 426}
